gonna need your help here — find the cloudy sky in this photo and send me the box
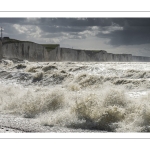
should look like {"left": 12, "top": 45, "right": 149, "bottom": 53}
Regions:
{"left": 0, "top": 18, "right": 150, "bottom": 56}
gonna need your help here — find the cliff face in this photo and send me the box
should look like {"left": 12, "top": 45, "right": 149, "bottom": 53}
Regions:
{"left": 3, "top": 42, "right": 46, "bottom": 61}
{"left": 0, "top": 41, "right": 2, "bottom": 60}
{"left": 58, "top": 48, "right": 150, "bottom": 62}
{"left": 2, "top": 42, "right": 150, "bottom": 62}
{"left": 2, "top": 42, "right": 59, "bottom": 61}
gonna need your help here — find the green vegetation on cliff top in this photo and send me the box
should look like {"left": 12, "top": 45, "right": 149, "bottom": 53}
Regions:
{"left": 3, "top": 38, "right": 59, "bottom": 51}
{"left": 3, "top": 39, "right": 34, "bottom": 44}
{"left": 42, "top": 44, "right": 60, "bottom": 52}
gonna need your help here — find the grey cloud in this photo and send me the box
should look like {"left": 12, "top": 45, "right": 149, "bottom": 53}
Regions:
{"left": 40, "top": 18, "right": 150, "bottom": 27}
{"left": 0, "top": 18, "right": 27, "bottom": 24}
{"left": 40, "top": 32, "right": 63, "bottom": 38}
{"left": 1, "top": 18, "right": 150, "bottom": 27}
{"left": 97, "top": 26, "right": 150, "bottom": 46}
{"left": 39, "top": 25, "right": 88, "bottom": 33}
{"left": 38, "top": 18, "right": 150, "bottom": 45}
{"left": 0, "top": 18, "right": 150, "bottom": 46}
{"left": 0, "top": 23, "right": 20, "bottom": 38}
{"left": 38, "top": 18, "right": 111, "bottom": 26}
{"left": 0, "top": 18, "right": 113, "bottom": 27}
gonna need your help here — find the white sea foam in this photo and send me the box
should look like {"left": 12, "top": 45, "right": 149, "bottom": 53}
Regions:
{"left": 1, "top": 60, "right": 150, "bottom": 132}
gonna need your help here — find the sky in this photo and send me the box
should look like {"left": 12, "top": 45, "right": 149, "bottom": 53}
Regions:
{"left": 0, "top": 18, "right": 150, "bottom": 56}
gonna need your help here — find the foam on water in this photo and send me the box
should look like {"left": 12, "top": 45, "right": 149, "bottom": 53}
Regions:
{"left": 1, "top": 60, "right": 150, "bottom": 132}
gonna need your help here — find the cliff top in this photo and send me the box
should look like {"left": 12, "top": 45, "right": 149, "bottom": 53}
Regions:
{"left": 2, "top": 38, "right": 60, "bottom": 51}
{"left": 42, "top": 44, "right": 60, "bottom": 52}
{"left": 2, "top": 38, "right": 34, "bottom": 44}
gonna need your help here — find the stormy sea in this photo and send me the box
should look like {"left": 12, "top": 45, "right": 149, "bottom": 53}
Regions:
{"left": 1, "top": 59, "right": 150, "bottom": 132}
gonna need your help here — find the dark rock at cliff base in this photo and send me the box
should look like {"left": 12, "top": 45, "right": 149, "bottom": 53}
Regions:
{"left": 15, "top": 64, "right": 26, "bottom": 69}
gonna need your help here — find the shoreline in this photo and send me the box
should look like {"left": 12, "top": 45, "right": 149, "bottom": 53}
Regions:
{"left": 0, "top": 113, "right": 102, "bottom": 133}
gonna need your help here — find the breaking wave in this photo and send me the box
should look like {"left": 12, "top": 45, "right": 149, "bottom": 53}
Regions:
{"left": 1, "top": 60, "right": 150, "bottom": 132}
{"left": 0, "top": 82, "right": 150, "bottom": 132}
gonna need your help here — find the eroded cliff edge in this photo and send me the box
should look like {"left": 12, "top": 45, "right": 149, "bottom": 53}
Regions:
{"left": 2, "top": 39, "right": 150, "bottom": 62}
{"left": 0, "top": 41, "right": 2, "bottom": 60}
